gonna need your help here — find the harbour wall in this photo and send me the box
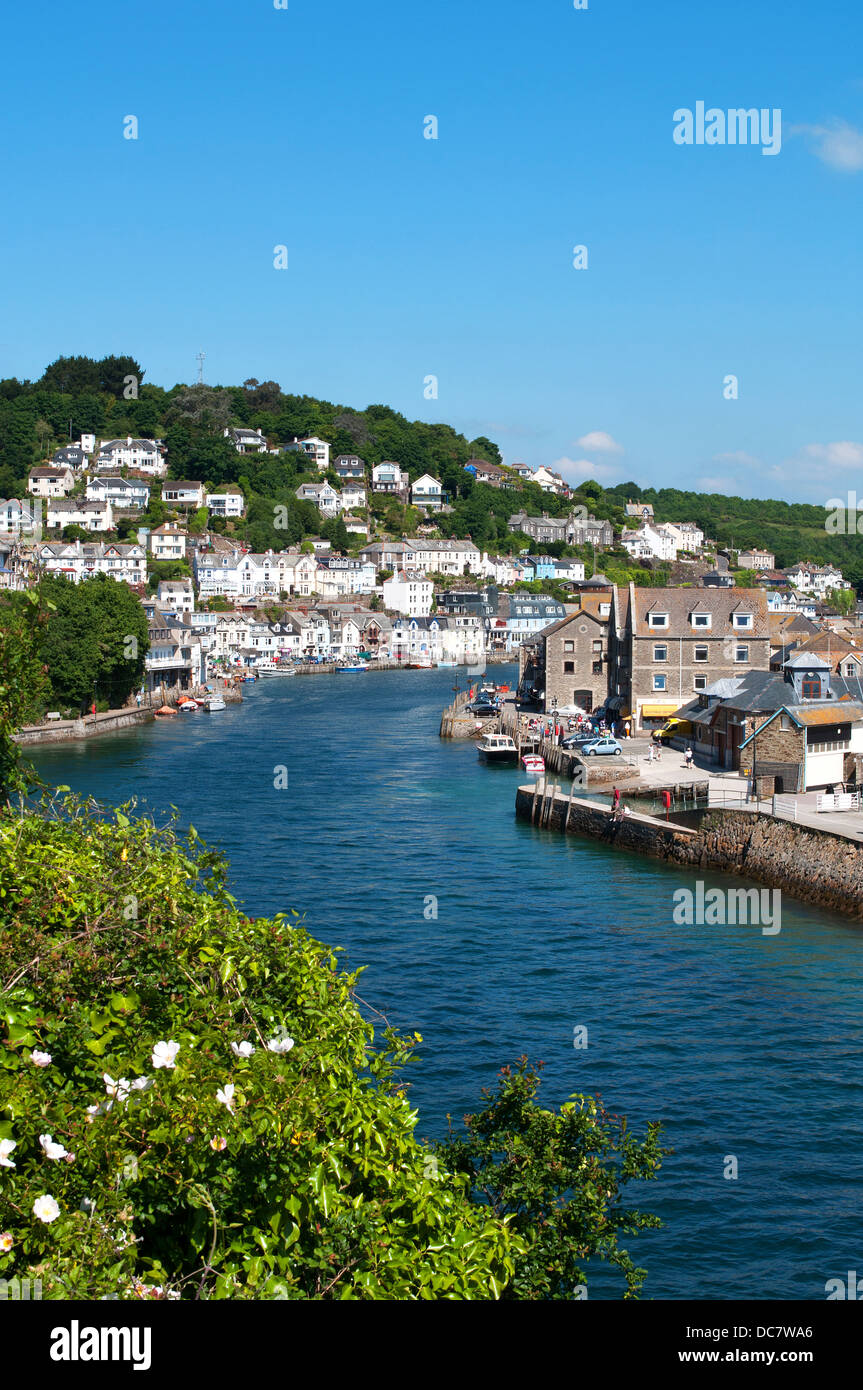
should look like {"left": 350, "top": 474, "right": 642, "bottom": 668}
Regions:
{"left": 515, "top": 784, "right": 863, "bottom": 920}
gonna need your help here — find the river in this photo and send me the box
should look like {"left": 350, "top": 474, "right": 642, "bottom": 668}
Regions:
{"left": 28, "top": 665, "right": 863, "bottom": 1300}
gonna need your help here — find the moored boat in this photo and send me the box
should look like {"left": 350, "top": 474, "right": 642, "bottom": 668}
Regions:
{"left": 336, "top": 662, "right": 367, "bottom": 673}
{"left": 476, "top": 732, "right": 518, "bottom": 763}
{"left": 255, "top": 660, "right": 294, "bottom": 676}
{"left": 522, "top": 753, "right": 545, "bottom": 774}
{"left": 203, "top": 696, "right": 226, "bottom": 711}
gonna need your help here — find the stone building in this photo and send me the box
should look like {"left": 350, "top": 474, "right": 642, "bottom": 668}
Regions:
{"left": 608, "top": 584, "right": 771, "bottom": 732}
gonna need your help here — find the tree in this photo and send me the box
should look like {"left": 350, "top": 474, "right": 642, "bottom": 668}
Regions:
{"left": 437, "top": 1059, "right": 666, "bottom": 1299}
{"left": 0, "top": 591, "right": 51, "bottom": 801}
{"left": 36, "top": 576, "right": 149, "bottom": 711}
{"left": 98, "top": 355, "right": 145, "bottom": 397}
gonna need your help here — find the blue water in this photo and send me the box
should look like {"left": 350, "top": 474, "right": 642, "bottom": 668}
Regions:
{"left": 28, "top": 667, "right": 863, "bottom": 1300}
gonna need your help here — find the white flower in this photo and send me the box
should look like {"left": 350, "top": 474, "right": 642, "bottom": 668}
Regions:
{"left": 267, "top": 1035, "right": 295, "bottom": 1054}
{"left": 30, "top": 1050, "right": 52, "bottom": 1067}
{"left": 103, "top": 1074, "right": 131, "bottom": 1103}
{"left": 151, "top": 1040, "right": 180, "bottom": 1070}
{"left": 39, "top": 1134, "right": 69, "bottom": 1161}
{"left": 0, "top": 1232, "right": 12, "bottom": 1252}
{"left": 231, "top": 1041, "right": 255, "bottom": 1058}
{"left": 131, "top": 1076, "right": 153, "bottom": 1091}
{"left": 33, "top": 1195, "right": 60, "bottom": 1224}
{"left": 210, "top": 1135, "right": 227, "bottom": 1151}
{"left": 216, "top": 1084, "right": 235, "bottom": 1113}
{"left": 0, "top": 1139, "right": 16, "bottom": 1169}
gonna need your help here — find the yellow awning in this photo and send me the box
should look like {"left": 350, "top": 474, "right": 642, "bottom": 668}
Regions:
{"left": 641, "top": 702, "right": 682, "bottom": 717}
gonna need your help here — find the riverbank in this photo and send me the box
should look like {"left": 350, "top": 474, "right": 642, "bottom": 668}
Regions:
{"left": 515, "top": 781, "right": 863, "bottom": 921}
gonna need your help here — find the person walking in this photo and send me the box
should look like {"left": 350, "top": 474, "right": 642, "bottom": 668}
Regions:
{"left": 684, "top": 746, "right": 694, "bottom": 769}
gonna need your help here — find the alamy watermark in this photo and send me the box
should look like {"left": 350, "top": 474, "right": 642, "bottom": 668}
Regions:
{"left": 673, "top": 103, "right": 781, "bottom": 156}
{"left": 672, "top": 882, "right": 781, "bottom": 936}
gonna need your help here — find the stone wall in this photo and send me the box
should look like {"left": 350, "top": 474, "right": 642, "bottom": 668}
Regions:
{"left": 515, "top": 787, "right": 863, "bottom": 919}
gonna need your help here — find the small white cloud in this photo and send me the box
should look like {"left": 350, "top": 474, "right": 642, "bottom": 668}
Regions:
{"left": 802, "top": 440, "right": 863, "bottom": 467}
{"left": 574, "top": 430, "right": 624, "bottom": 454}
{"left": 791, "top": 120, "right": 863, "bottom": 171}
{"left": 553, "top": 456, "right": 619, "bottom": 483}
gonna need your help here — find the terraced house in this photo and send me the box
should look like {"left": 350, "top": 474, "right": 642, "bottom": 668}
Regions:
{"left": 608, "top": 584, "right": 771, "bottom": 732}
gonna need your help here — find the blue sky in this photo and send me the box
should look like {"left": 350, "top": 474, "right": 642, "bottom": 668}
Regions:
{"left": 2, "top": 0, "right": 862, "bottom": 505}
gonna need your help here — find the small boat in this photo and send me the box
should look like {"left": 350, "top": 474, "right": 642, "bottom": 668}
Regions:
{"left": 242, "top": 674, "right": 256, "bottom": 683}
{"left": 177, "top": 698, "right": 199, "bottom": 711}
{"left": 522, "top": 754, "right": 545, "bottom": 774}
{"left": 477, "top": 733, "right": 518, "bottom": 763}
{"left": 203, "top": 696, "right": 226, "bottom": 711}
{"left": 336, "top": 663, "right": 367, "bottom": 673}
{"left": 437, "top": 660, "right": 457, "bottom": 668}
{"left": 154, "top": 705, "right": 177, "bottom": 718}
{"left": 405, "top": 657, "right": 434, "bottom": 669}
{"left": 255, "top": 660, "right": 294, "bottom": 676}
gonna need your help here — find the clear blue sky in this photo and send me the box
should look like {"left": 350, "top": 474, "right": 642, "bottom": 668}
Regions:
{"left": 2, "top": 0, "right": 862, "bottom": 505}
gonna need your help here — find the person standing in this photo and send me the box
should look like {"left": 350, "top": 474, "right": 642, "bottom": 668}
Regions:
{"left": 612, "top": 786, "right": 621, "bottom": 815}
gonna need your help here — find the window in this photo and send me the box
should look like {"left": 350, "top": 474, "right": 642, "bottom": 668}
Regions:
{"left": 694, "top": 645, "right": 709, "bottom": 662}
{"left": 592, "top": 640, "right": 602, "bottom": 652}
{"left": 802, "top": 677, "right": 821, "bottom": 699}
{"left": 735, "top": 645, "right": 749, "bottom": 663}
{"left": 692, "top": 612, "right": 711, "bottom": 628}
{"left": 648, "top": 613, "right": 668, "bottom": 628}
{"left": 563, "top": 661, "right": 574, "bottom": 673}
{"left": 653, "top": 644, "right": 667, "bottom": 662}
{"left": 563, "top": 640, "right": 574, "bottom": 654}
{"left": 592, "top": 661, "right": 603, "bottom": 674}
{"left": 693, "top": 675, "right": 707, "bottom": 691}
{"left": 653, "top": 674, "right": 667, "bottom": 691}
{"left": 734, "top": 613, "right": 753, "bottom": 629}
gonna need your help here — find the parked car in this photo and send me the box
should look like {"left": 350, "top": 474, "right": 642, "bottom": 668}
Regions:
{"left": 561, "top": 731, "right": 597, "bottom": 749}
{"left": 467, "top": 701, "right": 499, "bottom": 717}
{"left": 580, "top": 737, "right": 623, "bottom": 757}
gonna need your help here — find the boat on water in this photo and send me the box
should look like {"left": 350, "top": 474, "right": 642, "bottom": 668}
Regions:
{"left": 437, "top": 660, "right": 457, "bottom": 668}
{"left": 476, "top": 732, "right": 518, "bottom": 763}
{"left": 177, "top": 698, "right": 199, "bottom": 711}
{"left": 255, "top": 660, "right": 295, "bottom": 676}
{"left": 336, "top": 662, "right": 367, "bottom": 673}
{"left": 522, "top": 753, "right": 545, "bottom": 774}
{"left": 203, "top": 696, "right": 226, "bottom": 711}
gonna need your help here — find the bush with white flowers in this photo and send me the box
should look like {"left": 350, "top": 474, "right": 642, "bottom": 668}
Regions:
{"left": 0, "top": 796, "right": 521, "bottom": 1300}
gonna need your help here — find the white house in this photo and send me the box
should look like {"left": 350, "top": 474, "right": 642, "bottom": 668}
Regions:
{"left": 156, "top": 578, "right": 195, "bottom": 618}
{"left": 296, "top": 481, "right": 340, "bottom": 515}
{"left": 531, "top": 466, "right": 568, "bottom": 496}
{"left": 96, "top": 438, "right": 165, "bottom": 476}
{"left": 162, "top": 481, "right": 206, "bottom": 509}
{"left": 315, "top": 557, "right": 376, "bottom": 597}
{"left": 225, "top": 426, "right": 269, "bottom": 454}
{"left": 383, "top": 569, "right": 433, "bottom": 617}
{"left": 86, "top": 476, "right": 150, "bottom": 510}
{"left": 371, "top": 461, "right": 408, "bottom": 495}
{"left": 149, "top": 523, "right": 188, "bottom": 561}
{"left": 205, "top": 488, "right": 245, "bottom": 518}
{"left": 47, "top": 499, "right": 114, "bottom": 533}
{"left": 284, "top": 436, "right": 331, "bottom": 472}
{"left": 33, "top": 540, "right": 145, "bottom": 584}
{"left": 410, "top": 474, "right": 445, "bottom": 511}
{"left": 28, "top": 466, "right": 74, "bottom": 498}
{"left": 0, "top": 499, "right": 41, "bottom": 536}
{"left": 406, "top": 539, "right": 481, "bottom": 577}
{"left": 339, "top": 483, "right": 367, "bottom": 511}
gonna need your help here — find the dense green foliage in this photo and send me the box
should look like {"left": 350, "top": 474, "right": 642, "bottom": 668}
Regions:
{"left": 0, "top": 592, "right": 51, "bottom": 801}
{"left": 439, "top": 1061, "right": 665, "bottom": 1299}
{"left": 0, "top": 799, "right": 664, "bottom": 1299}
{"left": 2, "top": 357, "right": 856, "bottom": 588}
{"left": 26, "top": 576, "right": 149, "bottom": 714}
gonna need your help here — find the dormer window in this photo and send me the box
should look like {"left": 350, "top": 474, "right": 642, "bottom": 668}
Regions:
{"left": 692, "top": 612, "right": 711, "bottom": 628}
{"left": 648, "top": 612, "right": 668, "bottom": 629}
{"left": 802, "top": 677, "right": 822, "bottom": 699}
{"left": 733, "top": 613, "right": 753, "bottom": 629}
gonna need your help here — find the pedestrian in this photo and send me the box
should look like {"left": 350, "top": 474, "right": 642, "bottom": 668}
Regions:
{"left": 611, "top": 786, "right": 621, "bottom": 816}
{"left": 646, "top": 744, "right": 654, "bottom": 763}
{"left": 684, "top": 746, "right": 693, "bottom": 769}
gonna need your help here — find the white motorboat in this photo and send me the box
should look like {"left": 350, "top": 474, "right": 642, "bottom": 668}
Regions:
{"left": 255, "top": 660, "right": 295, "bottom": 676}
{"left": 477, "top": 732, "right": 518, "bottom": 763}
{"left": 204, "top": 696, "right": 226, "bottom": 711}
{"left": 522, "top": 753, "right": 545, "bottom": 774}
